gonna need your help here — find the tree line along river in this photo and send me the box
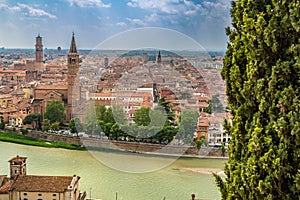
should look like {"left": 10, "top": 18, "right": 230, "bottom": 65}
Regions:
{"left": 0, "top": 141, "right": 225, "bottom": 200}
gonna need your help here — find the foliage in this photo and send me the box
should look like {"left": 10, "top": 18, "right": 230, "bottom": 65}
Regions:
{"left": 44, "top": 100, "right": 66, "bottom": 124}
{"left": 177, "top": 110, "right": 199, "bottom": 144}
{"left": 23, "top": 113, "right": 41, "bottom": 130}
{"left": 69, "top": 117, "right": 83, "bottom": 134}
{"left": 134, "top": 107, "right": 151, "bottom": 126}
{"left": 50, "top": 122, "right": 60, "bottom": 132}
{"left": 42, "top": 119, "right": 51, "bottom": 132}
{"left": 20, "top": 128, "right": 28, "bottom": 135}
{"left": 195, "top": 140, "right": 202, "bottom": 150}
{"left": 112, "top": 105, "right": 127, "bottom": 125}
{"left": 215, "top": 0, "right": 300, "bottom": 199}
{"left": 157, "top": 97, "right": 175, "bottom": 123}
{"left": 0, "top": 119, "right": 5, "bottom": 130}
{"left": 0, "top": 131, "right": 85, "bottom": 150}
{"left": 221, "top": 143, "right": 226, "bottom": 157}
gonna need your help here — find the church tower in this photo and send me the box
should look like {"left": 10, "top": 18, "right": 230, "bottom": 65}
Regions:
{"left": 157, "top": 50, "right": 161, "bottom": 64}
{"left": 9, "top": 155, "right": 27, "bottom": 178}
{"left": 35, "top": 34, "right": 44, "bottom": 70}
{"left": 67, "top": 33, "right": 80, "bottom": 121}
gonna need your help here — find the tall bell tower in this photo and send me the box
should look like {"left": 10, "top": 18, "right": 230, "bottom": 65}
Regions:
{"left": 157, "top": 50, "right": 161, "bottom": 64}
{"left": 67, "top": 33, "right": 80, "bottom": 121}
{"left": 35, "top": 34, "right": 44, "bottom": 70}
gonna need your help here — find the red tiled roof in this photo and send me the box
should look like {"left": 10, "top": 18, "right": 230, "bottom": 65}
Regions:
{"left": 10, "top": 175, "right": 74, "bottom": 192}
{"left": 0, "top": 179, "right": 11, "bottom": 194}
{"left": 128, "top": 109, "right": 136, "bottom": 114}
{"left": 9, "top": 155, "right": 27, "bottom": 163}
{"left": 36, "top": 84, "right": 67, "bottom": 90}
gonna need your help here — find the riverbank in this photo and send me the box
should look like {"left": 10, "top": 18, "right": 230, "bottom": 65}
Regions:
{"left": 1, "top": 128, "right": 228, "bottom": 159}
{"left": 0, "top": 131, "right": 86, "bottom": 151}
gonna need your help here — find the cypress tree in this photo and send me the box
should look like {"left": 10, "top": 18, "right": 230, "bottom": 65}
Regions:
{"left": 215, "top": 0, "right": 300, "bottom": 199}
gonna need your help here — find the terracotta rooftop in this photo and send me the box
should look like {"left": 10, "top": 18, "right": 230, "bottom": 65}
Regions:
{"left": 0, "top": 179, "right": 11, "bottom": 194}
{"left": 10, "top": 175, "right": 75, "bottom": 192}
{"left": 36, "top": 84, "right": 67, "bottom": 90}
{"left": 9, "top": 155, "right": 27, "bottom": 163}
{"left": 91, "top": 92, "right": 112, "bottom": 97}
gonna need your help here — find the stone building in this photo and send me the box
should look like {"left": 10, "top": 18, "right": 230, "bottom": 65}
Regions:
{"left": 31, "top": 33, "right": 80, "bottom": 122}
{"left": 0, "top": 155, "right": 86, "bottom": 200}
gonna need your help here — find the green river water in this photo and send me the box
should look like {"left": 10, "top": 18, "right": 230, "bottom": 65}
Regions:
{"left": 0, "top": 141, "right": 225, "bottom": 200}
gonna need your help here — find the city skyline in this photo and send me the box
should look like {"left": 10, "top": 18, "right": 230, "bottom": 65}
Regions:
{"left": 0, "top": 0, "right": 231, "bottom": 51}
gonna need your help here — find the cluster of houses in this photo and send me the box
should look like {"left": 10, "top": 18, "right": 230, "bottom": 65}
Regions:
{"left": 0, "top": 34, "right": 231, "bottom": 146}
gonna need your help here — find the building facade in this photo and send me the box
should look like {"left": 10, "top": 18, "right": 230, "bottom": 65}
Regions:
{"left": 0, "top": 155, "right": 86, "bottom": 200}
{"left": 30, "top": 33, "right": 80, "bottom": 122}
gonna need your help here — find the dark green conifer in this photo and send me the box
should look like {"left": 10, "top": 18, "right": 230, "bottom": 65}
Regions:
{"left": 215, "top": 0, "right": 300, "bottom": 199}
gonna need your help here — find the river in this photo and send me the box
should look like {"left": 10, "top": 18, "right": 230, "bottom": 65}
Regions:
{"left": 0, "top": 141, "right": 225, "bottom": 200}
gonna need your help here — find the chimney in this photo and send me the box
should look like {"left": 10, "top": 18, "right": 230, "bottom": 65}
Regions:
{"left": 191, "top": 194, "right": 195, "bottom": 200}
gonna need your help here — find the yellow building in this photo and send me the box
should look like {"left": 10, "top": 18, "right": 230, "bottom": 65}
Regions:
{"left": 0, "top": 94, "right": 12, "bottom": 108}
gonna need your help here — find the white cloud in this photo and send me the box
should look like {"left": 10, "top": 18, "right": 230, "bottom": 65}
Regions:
{"left": 0, "top": 3, "right": 21, "bottom": 11}
{"left": 116, "top": 22, "right": 127, "bottom": 26}
{"left": 126, "top": 18, "right": 146, "bottom": 26}
{"left": 17, "top": 3, "right": 57, "bottom": 19}
{"left": 127, "top": 0, "right": 203, "bottom": 15}
{"left": 0, "top": 3, "right": 56, "bottom": 19}
{"left": 145, "top": 13, "right": 158, "bottom": 23}
{"left": 66, "top": 0, "right": 111, "bottom": 8}
{"left": 203, "top": 0, "right": 231, "bottom": 10}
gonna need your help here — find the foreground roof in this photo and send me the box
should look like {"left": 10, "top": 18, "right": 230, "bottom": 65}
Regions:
{"left": 10, "top": 175, "right": 75, "bottom": 192}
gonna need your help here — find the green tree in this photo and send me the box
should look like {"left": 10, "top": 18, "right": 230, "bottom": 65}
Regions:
{"left": 195, "top": 140, "right": 202, "bottom": 150}
{"left": 23, "top": 113, "right": 41, "bottom": 130}
{"left": 103, "top": 107, "right": 115, "bottom": 124}
{"left": 134, "top": 107, "right": 151, "bottom": 126}
{"left": 95, "top": 105, "right": 107, "bottom": 121}
{"left": 112, "top": 105, "right": 127, "bottom": 125}
{"left": 214, "top": 1, "right": 300, "bottom": 199}
{"left": 0, "top": 117, "right": 5, "bottom": 130}
{"left": 44, "top": 100, "right": 66, "bottom": 124}
{"left": 69, "top": 117, "right": 83, "bottom": 136}
{"left": 50, "top": 122, "right": 60, "bottom": 132}
{"left": 110, "top": 123, "right": 125, "bottom": 140}
{"left": 157, "top": 97, "right": 175, "bottom": 123}
{"left": 221, "top": 143, "right": 226, "bottom": 157}
{"left": 177, "top": 110, "right": 199, "bottom": 144}
{"left": 0, "top": 119, "right": 5, "bottom": 130}
{"left": 42, "top": 119, "right": 51, "bottom": 132}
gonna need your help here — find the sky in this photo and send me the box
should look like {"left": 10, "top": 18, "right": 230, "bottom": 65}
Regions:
{"left": 0, "top": 0, "right": 231, "bottom": 51}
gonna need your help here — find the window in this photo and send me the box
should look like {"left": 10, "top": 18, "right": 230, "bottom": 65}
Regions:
{"left": 24, "top": 193, "right": 27, "bottom": 196}
{"left": 53, "top": 194, "right": 56, "bottom": 197}
{"left": 24, "top": 198, "right": 28, "bottom": 200}
{"left": 38, "top": 194, "right": 42, "bottom": 196}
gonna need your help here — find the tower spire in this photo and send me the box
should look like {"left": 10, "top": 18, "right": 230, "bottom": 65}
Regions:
{"left": 157, "top": 50, "right": 161, "bottom": 64}
{"left": 69, "top": 32, "right": 77, "bottom": 53}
